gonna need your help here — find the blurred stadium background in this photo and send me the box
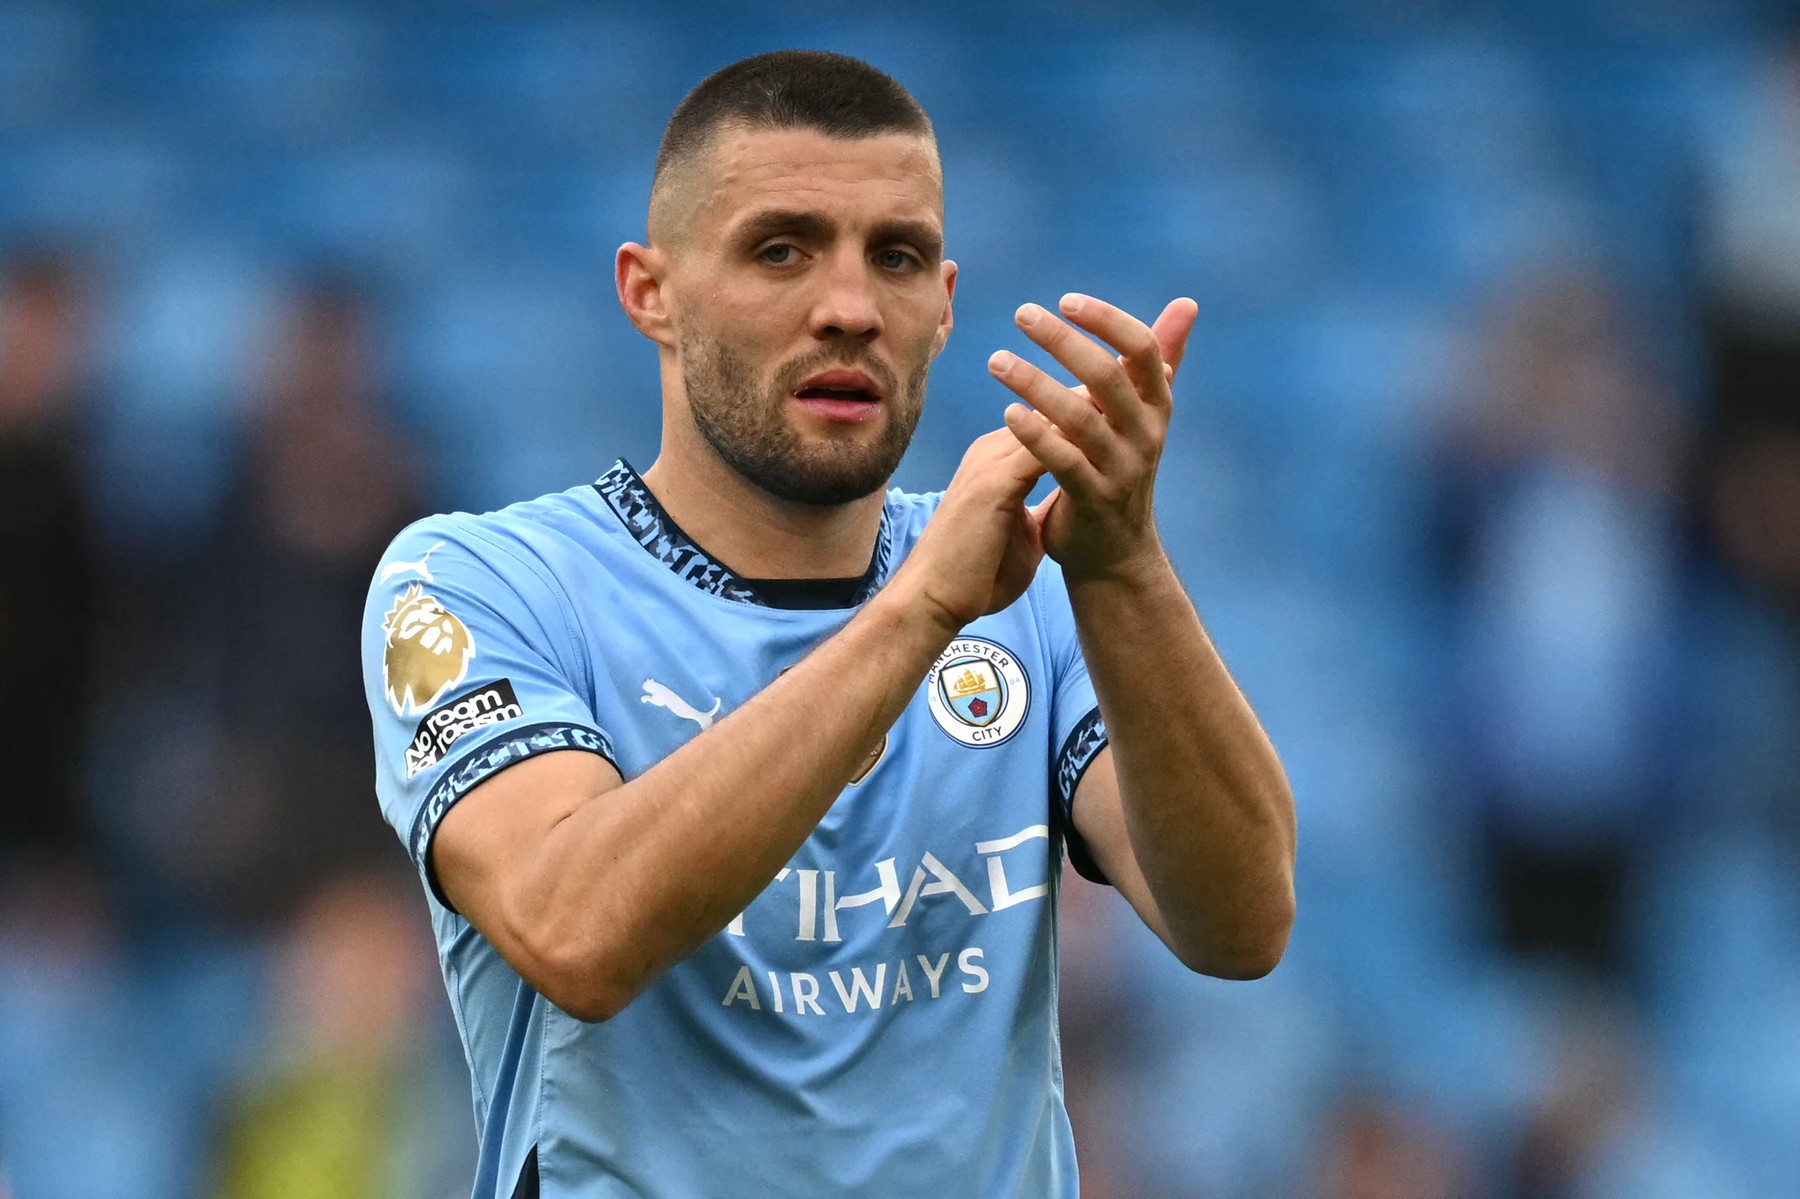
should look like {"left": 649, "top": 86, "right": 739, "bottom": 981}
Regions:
{"left": 3, "top": 0, "right": 1800, "bottom": 1196}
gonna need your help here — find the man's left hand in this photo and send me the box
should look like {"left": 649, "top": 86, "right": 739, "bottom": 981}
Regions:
{"left": 987, "top": 293, "right": 1198, "bottom": 583}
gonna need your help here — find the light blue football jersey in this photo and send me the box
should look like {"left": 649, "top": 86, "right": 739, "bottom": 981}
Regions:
{"left": 361, "top": 460, "right": 1111, "bottom": 1199}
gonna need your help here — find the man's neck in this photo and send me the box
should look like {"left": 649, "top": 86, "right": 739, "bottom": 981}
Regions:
{"left": 639, "top": 446, "right": 887, "bottom": 581}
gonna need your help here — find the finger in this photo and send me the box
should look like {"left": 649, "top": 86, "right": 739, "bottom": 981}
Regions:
{"left": 1149, "top": 297, "right": 1199, "bottom": 379}
{"left": 955, "top": 427, "right": 1045, "bottom": 506}
{"left": 1013, "top": 303, "right": 1151, "bottom": 441}
{"left": 1017, "top": 302, "right": 1160, "bottom": 445}
{"left": 995, "top": 434, "right": 1048, "bottom": 501}
{"left": 1003, "top": 402, "right": 1105, "bottom": 498}
{"left": 989, "top": 348, "right": 1123, "bottom": 470}
{"left": 1058, "top": 293, "right": 1171, "bottom": 413}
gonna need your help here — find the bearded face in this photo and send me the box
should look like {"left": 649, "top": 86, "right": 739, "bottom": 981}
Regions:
{"left": 677, "top": 307, "right": 931, "bottom": 507}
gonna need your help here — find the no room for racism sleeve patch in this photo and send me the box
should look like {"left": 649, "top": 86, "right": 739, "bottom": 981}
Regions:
{"left": 406, "top": 678, "right": 526, "bottom": 778}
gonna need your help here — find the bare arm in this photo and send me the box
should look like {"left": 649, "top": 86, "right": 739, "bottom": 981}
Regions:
{"left": 1066, "top": 560, "right": 1295, "bottom": 978}
{"left": 433, "top": 430, "right": 1050, "bottom": 1021}
{"left": 991, "top": 293, "right": 1296, "bottom": 978}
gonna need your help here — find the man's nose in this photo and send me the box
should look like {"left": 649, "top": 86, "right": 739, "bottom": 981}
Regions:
{"left": 809, "top": 250, "right": 882, "bottom": 342}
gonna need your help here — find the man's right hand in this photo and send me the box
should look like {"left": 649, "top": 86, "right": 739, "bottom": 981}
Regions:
{"left": 888, "top": 428, "right": 1048, "bottom": 633}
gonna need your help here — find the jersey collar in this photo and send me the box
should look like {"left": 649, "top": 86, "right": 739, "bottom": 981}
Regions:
{"left": 594, "top": 459, "right": 895, "bottom": 609}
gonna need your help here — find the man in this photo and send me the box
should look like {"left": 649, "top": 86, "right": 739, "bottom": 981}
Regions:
{"left": 0, "top": 252, "right": 100, "bottom": 912}
{"left": 363, "top": 50, "right": 1295, "bottom": 1198}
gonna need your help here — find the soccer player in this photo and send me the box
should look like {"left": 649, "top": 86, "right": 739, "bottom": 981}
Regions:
{"left": 363, "top": 50, "right": 1295, "bottom": 1198}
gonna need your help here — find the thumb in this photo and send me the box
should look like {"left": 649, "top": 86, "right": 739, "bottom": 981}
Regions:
{"left": 998, "top": 420, "right": 1050, "bottom": 495}
{"left": 1150, "top": 297, "right": 1199, "bottom": 378}
{"left": 1029, "top": 487, "right": 1063, "bottom": 529}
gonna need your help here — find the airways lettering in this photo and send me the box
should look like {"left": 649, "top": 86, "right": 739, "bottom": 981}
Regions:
{"left": 720, "top": 949, "right": 991, "bottom": 1017}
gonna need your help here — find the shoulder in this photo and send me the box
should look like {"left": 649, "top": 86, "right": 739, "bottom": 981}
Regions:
{"left": 373, "top": 483, "right": 606, "bottom": 597}
{"left": 362, "top": 486, "right": 612, "bottom": 716}
{"left": 364, "top": 484, "right": 613, "bottom": 669}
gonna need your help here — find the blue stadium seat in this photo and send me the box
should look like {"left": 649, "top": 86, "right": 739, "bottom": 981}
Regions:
{"left": 86, "top": 245, "right": 279, "bottom": 544}
{"left": 390, "top": 260, "right": 659, "bottom": 508}
{"left": 214, "top": 140, "right": 475, "bottom": 274}
{"left": 0, "top": 127, "right": 186, "bottom": 242}
{"left": 93, "top": 8, "right": 387, "bottom": 146}
{"left": 0, "top": 3, "right": 93, "bottom": 130}
{"left": 388, "top": 9, "right": 684, "bottom": 156}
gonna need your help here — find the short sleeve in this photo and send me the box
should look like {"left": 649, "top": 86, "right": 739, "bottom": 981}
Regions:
{"left": 1032, "top": 564, "right": 1111, "bottom": 884}
{"left": 362, "top": 517, "right": 617, "bottom": 908}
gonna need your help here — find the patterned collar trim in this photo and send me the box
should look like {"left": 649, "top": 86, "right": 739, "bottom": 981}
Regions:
{"left": 594, "top": 460, "right": 894, "bottom": 609}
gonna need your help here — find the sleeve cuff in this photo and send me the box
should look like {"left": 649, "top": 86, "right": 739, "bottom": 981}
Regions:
{"left": 409, "top": 721, "right": 618, "bottom": 911}
{"left": 1053, "top": 707, "right": 1111, "bottom": 885}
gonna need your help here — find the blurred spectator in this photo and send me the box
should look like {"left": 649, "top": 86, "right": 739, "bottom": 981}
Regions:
{"left": 1435, "top": 273, "right": 1690, "bottom": 983}
{"left": 1508, "top": 992, "right": 1639, "bottom": 1199}
{"left": 1700, "top": 34, "right": 1800, "bottom": 624}
{"left": 1056, "top": 879, "right": 1143, "bottom": 1199}
{"left": 208, "top": 868, "right": 469, "bottom": 1199}
{"left": 0, "top": 250, "right": 104, "bottom": 923}
{"left": 1501, "top": 983, "right": 1745, "bottom": 1199}
{"left": 103, "top": 278, "right": 427, "bottom": 926}
{"left": 1304, "top": 1092, "right": 1469, "bottom": 1199}
{"left": 202, "top": 277, "right": 426, "bottom": 919}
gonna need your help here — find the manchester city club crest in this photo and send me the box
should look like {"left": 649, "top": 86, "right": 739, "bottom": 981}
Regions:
{"left": 926, "top": 637, "right": 1030, "bottom": 747}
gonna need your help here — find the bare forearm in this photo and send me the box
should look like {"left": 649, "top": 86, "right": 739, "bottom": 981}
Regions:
{"left": 978, "top": 288, "right": 1290, "bottom": 972}
{"left": 1069, "top": 550, "right": 1295, "bottom": 976}
{"left": 517, "top": 588, "right": 954, "bottom": 1016}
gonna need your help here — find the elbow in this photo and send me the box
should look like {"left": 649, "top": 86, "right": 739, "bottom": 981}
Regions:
{"left": 532, "top": 944, "right": 643, "bottom": 1024}
{"left": 509, "top": 911, "right": 644, "bottom": 1024}
{"left": 1178, "top": 888, "right": 1296, "bottom": 981}
{"left": 1189, "top": 935, "right": 1288, "bottom": 981}
{"left": 550, "top": 994, "right": 627, "bottom": 1025}
{"left": 539, "top": 974, "right": 631, "bottom": 1024}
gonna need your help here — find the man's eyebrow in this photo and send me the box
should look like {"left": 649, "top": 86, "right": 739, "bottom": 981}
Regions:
{"left": 871, "top": 218, "right": 944, "bottom": 261}
{"left": 728, "top": 209, "right": 944, "bottom": 261}
{"left": 731, "top": 208, "right": 836, "bottom": 246}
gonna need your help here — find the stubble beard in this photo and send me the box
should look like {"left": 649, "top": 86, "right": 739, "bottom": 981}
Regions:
{"left": 678, "top": 313, "right": 931, "bottom": 507}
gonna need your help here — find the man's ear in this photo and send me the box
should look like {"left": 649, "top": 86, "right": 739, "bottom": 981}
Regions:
{"left": 617, "top": 242, "right": 675, "bottom": 348}
{"left": 931, "top": 259, "right": 957, "bottom": 358}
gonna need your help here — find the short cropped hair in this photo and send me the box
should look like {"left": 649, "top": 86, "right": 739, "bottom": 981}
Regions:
{"left": 648, "top": 50, "right": 936, "bottom": 243}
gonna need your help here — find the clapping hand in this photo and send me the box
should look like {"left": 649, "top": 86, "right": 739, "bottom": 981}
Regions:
{"left": 988, "top": 294, "right": 1197, "bottom": 583}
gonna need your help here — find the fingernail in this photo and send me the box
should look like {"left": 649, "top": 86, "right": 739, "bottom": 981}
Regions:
{"left": 989, "top": 350, "right": 1016, "bottom": 373}
{"left": 1017, "top": 303, "right": 1044, "bottom": 327}
{"left": 1060, "top": 293, "right": 1086, "bottom": 315}
{"left": 1003, "top": 402, "right": 1027, "bottom": 421}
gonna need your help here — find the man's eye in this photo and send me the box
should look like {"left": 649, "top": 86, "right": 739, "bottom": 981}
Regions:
{"left": 759, "top": 244, "right": 796, "bottom": 265}
{"left": 876, "top": 249, "right": 918, "bottom": 271}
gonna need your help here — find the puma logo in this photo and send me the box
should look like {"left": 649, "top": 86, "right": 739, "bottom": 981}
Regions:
{"left": 381, "top": 542, "right": 447, "bottom": 585}
{"left": 641, "top": 678, "right": 722, "bottom": 731}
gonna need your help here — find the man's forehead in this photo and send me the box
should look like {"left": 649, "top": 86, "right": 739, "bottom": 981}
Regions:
{"left": 694, "top": 126, "right": 943, "bottom": 233}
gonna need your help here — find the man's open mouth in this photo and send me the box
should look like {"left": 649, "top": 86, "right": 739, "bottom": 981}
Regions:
{"left": 795, "top": 385, "right": 879, "bottom": 402}
{"left": 793, "top": 368, "right": 883, "bottom": 405}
